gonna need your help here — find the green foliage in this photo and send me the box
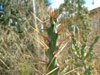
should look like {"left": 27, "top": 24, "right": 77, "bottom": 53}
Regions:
{"left": 60, "top": 25, "right": 99, "bottom": 74}
{"left": 70, "top": 25, "right": 99, "bottom": 74}
{"left": 84, "top": 36, "right": 99, "bottom": 60}
{"left": 21, "top": 64, "right": 32, "bottom": 75}
{"left": 45, "top": 0, "right": 50, "bottom": 6}
{"left": 84, "top": 66, "right": 93, "bottom": 75}
{"left": 59, "top": 0, "right": 91, "bottom": 40}
{"left": 0, "top": 0, "right": 24, "bottom": 33}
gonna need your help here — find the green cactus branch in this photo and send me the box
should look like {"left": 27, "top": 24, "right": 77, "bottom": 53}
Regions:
{"left": 31, "top": 10, "right": 75, "bottom": 75}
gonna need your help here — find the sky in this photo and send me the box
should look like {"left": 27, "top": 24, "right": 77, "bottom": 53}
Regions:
{"left": 48, "top": 0, "right": 100, "bottom": 10}
{"left": 85, "top": 0, "right": 100, "bottom": 10}
{"left": 48, "top": 0, "right": 64, "bottom": 9}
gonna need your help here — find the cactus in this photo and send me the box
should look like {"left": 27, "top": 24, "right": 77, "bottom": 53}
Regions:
{"left": 46, "top": 12, "right": 59, "bottom": 75}
{"left": 71, "top": 25, "right": 99, "bottom": 74}
{"left": 31, "top": 10, "right": 73, "bottom": 75}
{"left": 32, "top": 9, "right": 99, "bottom": 74}
{"left": 45, "top": 11, "right": 74, "bottom": 75}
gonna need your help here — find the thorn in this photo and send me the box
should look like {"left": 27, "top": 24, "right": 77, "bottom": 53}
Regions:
{"left": 54, "top": 10, "right": 57, "bottom": 18}
{"left": 31, "top": 12, "right": 48, "bottom": 28}
{"left": 30, "top": 33, "right": 49, "bottom": 50}
{"left": 48, "top": 9, "right": 51, "bottom": 17}
{"left": 57, "top": 23, "right": 68, "bottom": 34}
{"left": 57, "top": 17, "right": 74, "bottom": 34}
{"left": 55, "top": 41, "right": 70, "bottom": 57}
{"left": 53, "top": 50, "right": 60, "bottom": 56}
{"left": 56, "top": 14, "right": 63, "bottom": 25}
{"left": 40, "top": 34, "right": 50, "bottom": 43}
{"left": 52, "top": 11, "right": 54, "bottom": 23}
{"left": 59, "top": 60, "right": 71, "bottom": 68}
{"left": 31, "top": 27, "right": 50, "bottom": 43}
{"left": 59, "top": 38, "right": 68, "bottom": 46}
{"left": 66, "top": 33, "right": 72, "bottom": 36}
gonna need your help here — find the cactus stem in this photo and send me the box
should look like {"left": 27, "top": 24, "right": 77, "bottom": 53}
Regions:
{"left": 46, "top": 67, "right": 59, "bottom": 75}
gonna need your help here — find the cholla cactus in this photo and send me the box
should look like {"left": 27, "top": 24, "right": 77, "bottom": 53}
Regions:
{"left": 32, "top": 9, "right": 99, "bottom": 74}
{"left": 45, "top": 11, "right": 74, "bottom": 75}
{"left": 46, "top": 11, "right": 60, "bottom": 75}
{"left": 32, "top": 10, "right": 73, "bottom": 75}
